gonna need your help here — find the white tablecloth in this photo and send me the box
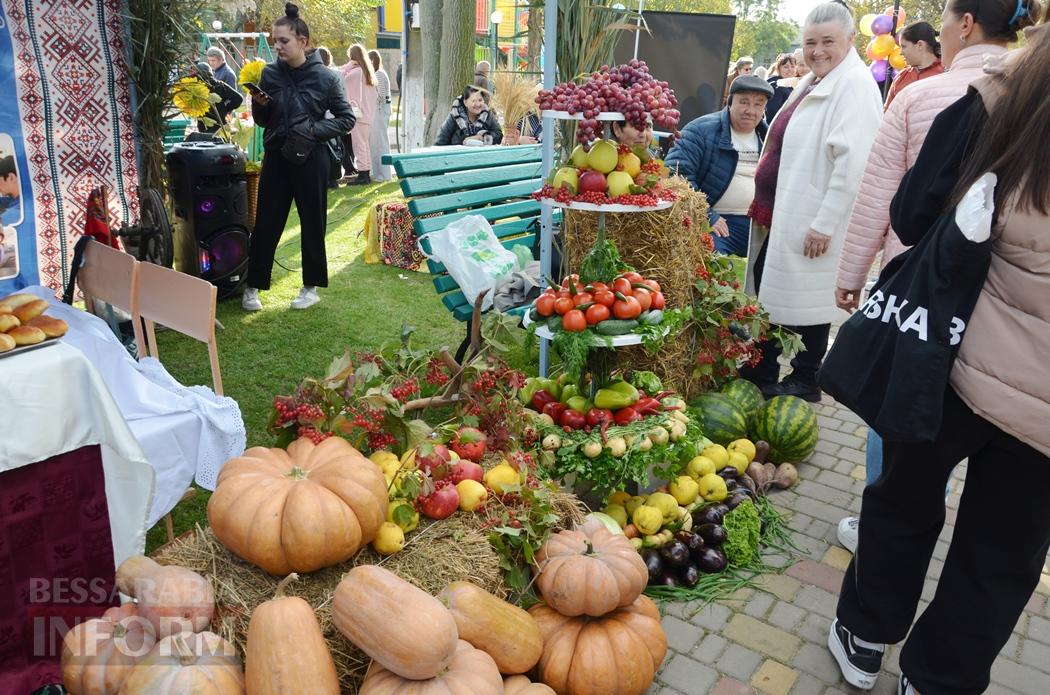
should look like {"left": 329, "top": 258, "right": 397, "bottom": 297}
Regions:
{"left": 0, "top": 341, "right": 153, "bottom": 564}
{"left": 21, "top": 287, "right": 246, "bottom": 525}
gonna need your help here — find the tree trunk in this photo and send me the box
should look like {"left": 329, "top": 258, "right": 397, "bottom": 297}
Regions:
{"left": 526, "top": 2, "right": 543, "bottom": 74}
{"left": 431, "top": 0, "right": 476, "bottom": 145}
{"left": 420, "top": 0, "right": 444, "bottom": 144}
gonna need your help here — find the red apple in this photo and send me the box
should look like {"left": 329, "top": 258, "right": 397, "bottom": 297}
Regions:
{"left": 418, "top": 482, "right": 460, "bottom": 520}
{"left": 416, "top": 442, "right": 452, "bottom": 479}
{"left": 578, "top": 170, "right": 608, "bottom": 194}
{"left": 449, "top": 426, "right": 487, "bottom": 462}
{"left": 448, "top": 460, "right": 485, "bottom": 484}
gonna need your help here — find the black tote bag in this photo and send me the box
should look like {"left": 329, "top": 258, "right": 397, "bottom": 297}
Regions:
{"left": 818, "top": 211, "right": 992, "bottom": 442}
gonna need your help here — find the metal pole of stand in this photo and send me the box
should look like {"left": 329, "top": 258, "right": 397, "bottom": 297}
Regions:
{"left": 539, "top": 0, "right": 557, "bottom": 377}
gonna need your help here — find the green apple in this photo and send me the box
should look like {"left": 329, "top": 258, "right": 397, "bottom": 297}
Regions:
{"left": 587, "top": 139, "right": 619, "bottom": 174}
{"left": 552, "top": 166, "right": 580, "bottom": 194}
{"left": 606, "top": 171, "right": 634, "bottom": 198}
{"left": 570, "top": 144, "right": 590, "bottom": 169}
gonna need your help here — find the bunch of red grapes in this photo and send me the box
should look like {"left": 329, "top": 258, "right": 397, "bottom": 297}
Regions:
{"left": 536, "top": 60, "right": 681, "bottom": 144}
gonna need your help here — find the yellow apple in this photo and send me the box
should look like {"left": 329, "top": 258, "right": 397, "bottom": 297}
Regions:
{"left": 603, "top": 503, "right": 629, "bottom": 528}
{"left": 702, "top": 444, "right": 730, "bottom": 471}
{"left": 587, "top": 139, "right": 619, "bottom": 174}
{"left": 570, "top": 144, "right": 589, "bottom": 169}
{"left": 483, "top": 463, "right": 520, "bottom": 494}
{"left": 728, "top": 438, "right": 757, "bottom": 463}
{"left": 456, "top": 479, "right": 489, "bottom": 512}
{"left": 618, "top": 151, "right": 641, "bottom": 178}
{"left": 552, "top": 166, "right": 580, "bottom": 194}
{"left": 698, "top": 473, "right": 729, "bottom": 502}
{"left": 606, "top": 171, "right": 635, "bottom": 199}
{"left": 372, "top": 522, "right": 405, "bottom": 555}
{"left": 727, "top": 451, "right": 750, "bottom": 476}
{"left": 687, "top": 455, "right": 717, "bottom": 480}
{"left": 669, "top": 476, "right": 700, "bottom": 506}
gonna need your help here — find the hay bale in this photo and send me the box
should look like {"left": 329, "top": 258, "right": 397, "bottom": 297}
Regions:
{"left": 563, "top": 177, "right": 712, "bottom": 399}
{"left": 154, "top": 490, "right": 586, "bottom": 693}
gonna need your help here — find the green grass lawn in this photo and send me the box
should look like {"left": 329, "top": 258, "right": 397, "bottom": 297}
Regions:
{"left": 146, "top": 181, "right": 480, "bottom": 551}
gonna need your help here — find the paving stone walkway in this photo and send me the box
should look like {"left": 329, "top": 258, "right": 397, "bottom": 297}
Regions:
{"left": 647, "top": 394, "right": 1050, "bottom": 695}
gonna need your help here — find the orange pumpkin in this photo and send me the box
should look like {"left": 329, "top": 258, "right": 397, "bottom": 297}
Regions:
{"left": 61, "top": 603, "right": 156, "bottom": 695}
{"left": 245, "top": 574, "right": 339, "bottom": 694}
{"left": 529, "top": 596, "right": 668, "bottom": 695}
{"left": 438, "top": 580, "right": 543, "bottom": 674}
{"left": 504, "top": 674, "right": 558, "bottom": 694}
{"left": 359, "top": 639, "right": 503, "bottom": 694}
{"left": 207, "top": 437, "right": 388, "bottom": 574}
{"left": 115, "top": 555, "right": 214, "bottom": 638}
{"left": 118, "top": 631, "right": 245, "bottom": 694}
{"left": 333, "top": 565, "right": 458, "bottom": 680}
{"left": 534, "top": 525, "right": 648, "bottom": 617}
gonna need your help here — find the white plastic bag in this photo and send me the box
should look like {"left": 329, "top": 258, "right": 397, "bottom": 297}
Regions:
{"left": 421, "top": 215, "right": 517, "bottom": 311}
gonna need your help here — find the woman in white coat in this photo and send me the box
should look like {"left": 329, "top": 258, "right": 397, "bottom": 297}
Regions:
{"left": 743, "top": 1, "right": 882, "bottom": 401}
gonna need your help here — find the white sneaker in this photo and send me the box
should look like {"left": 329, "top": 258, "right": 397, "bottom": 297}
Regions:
{"left": 242, "top": 287, "right": 262, "bottom": 311}
{"left": 837, "top": 516, "right": 859, "bottom": 554}
{"left": 291, "top": 286, "right": 320, "bottom": 310}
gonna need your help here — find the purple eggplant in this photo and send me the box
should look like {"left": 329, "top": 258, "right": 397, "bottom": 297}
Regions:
{"left": 660, "top": 540, "right": 690, "bottom": 568}
{"left": 658, "top": 569, "right": 678, "bottom": 587}
{"left": 694, "top": 503, "right": 729, "bottom": 526}
{"left": 718, "top": 467, "right": 738, "bottom": 480}
{"left": 696, "top": 523, "right": 728, "bottom": 546}
{"left": 676, "top": 530, "right": 705, "bottom": 556}
{"left": 726, "top": 492, "right": 751, "bottom": 510}
{"left": 724, "top": 478, "right": 740, "bottom": 493}
{"left": 696, "top": 546, "right": 728, "bottom": 573}
{"left": 679, "top": 564, "right": 701, "bottom": 587}
{"left": 642, "top": 548, "right": 664, "bottom": 582}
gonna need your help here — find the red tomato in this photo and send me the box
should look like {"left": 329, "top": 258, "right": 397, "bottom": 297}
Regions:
{"left": 613, "top": 295, "right": 642, "bottom": 319}
{"left": 561, "top": 273, "right": 580, "bottom": 288}
{"left": 593, "top": 289, "right": 615, "bottom": 307}
{"left": 554, "top": 297, "right": 575, "bottom": 315}
{"left": 590, "top": 282, "right": 609, "bottom": 292}
{"left": 621, "top": 271, "right": 644, "bottom": 283}
{"left": 543, "top": 287, "right": 556, "bottom": 296}
{"left": 651, "top": 291, "right": 666, "bottom": 310}
{"left": 643, "top": 279, "right": 661, "bottom": 292}
{"left": 573, "top": 292, "right": 594, "bottom": 306}
{"left": 585, "top": 303, "right": 611, "bottom": 325}
{"left": 563, "top": 309, "right": 587, "bottom": 332}
{"left": 612, "top": 278, "right": 633, "bottom": 295}
{"left": 634, "top": 289, "right": 652, "bottom": 312}
{"left": 536, "top": 294, "right": 556, "bottom": 317}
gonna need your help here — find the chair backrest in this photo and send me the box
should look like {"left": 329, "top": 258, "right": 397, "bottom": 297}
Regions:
{"left": 77, "top": 239, "right": 146, "bottom": 355}
{"left": 136, "top": 262, "right": 223, "bottom": 395}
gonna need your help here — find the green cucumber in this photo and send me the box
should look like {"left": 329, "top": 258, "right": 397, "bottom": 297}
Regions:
{"left": 595, "top": 319, "right": 639, "bottom": 335}
{"left": 547, "top": 315, "right": 563, "bottom": 332}
{"left": 641, "top": 309, "right": 664, "bottom": 325}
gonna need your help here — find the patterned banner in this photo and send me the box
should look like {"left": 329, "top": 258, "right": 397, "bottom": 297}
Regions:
{"left": 0, "top": 0, "right": 139, "bottom": 294}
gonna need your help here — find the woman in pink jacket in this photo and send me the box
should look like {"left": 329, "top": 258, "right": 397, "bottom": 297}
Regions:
{"left": 340, "top": 44, "right": 378, "bottom": 185}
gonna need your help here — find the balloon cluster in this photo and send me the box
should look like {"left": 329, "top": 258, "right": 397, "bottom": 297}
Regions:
{"left": 860, "top": 6, "right": 908, "bottom": 82}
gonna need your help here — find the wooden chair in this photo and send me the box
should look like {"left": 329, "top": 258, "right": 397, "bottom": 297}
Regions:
{"left": 136, "top": 264, "right": 223, "bottom": 544}
{"left": 77, "top": 239, "right": 146, "bottom": 356}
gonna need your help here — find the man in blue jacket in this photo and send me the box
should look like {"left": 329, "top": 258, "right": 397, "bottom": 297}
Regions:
{"left": 666, "top": 75, "right": 773, "bottom": 256}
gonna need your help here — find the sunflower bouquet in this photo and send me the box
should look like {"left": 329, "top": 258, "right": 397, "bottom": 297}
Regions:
{"left": 238, "top": 59, "right": 265, "bottom": 90}
{"left": 172, "top": 76, "right": 213, "bottom": 119}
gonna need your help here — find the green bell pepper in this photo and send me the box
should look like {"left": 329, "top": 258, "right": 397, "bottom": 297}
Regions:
{"left": 594, "top": 388, "right": 635, "bottom": 411}
{"left": 560, "top": 384, "right": 580, "bottom": 404}
{"left": 537, "top": 377, "right": 561, "bottom": 401}
{"left": 566, "top": 395, "right": 590, "bottom": 414}
{"left": 519, "top": 377, "right": 543, "bottom": 406}
{"left": 607, "top": 379, "right": 640, "bottom": 403}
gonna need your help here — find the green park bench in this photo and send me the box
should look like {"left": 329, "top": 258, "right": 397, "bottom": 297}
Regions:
{"left": 383, "top": 144, "right": 556, "bottom": 352}
{"left": 163, "top": 117, "right": 191, "bottom": 152}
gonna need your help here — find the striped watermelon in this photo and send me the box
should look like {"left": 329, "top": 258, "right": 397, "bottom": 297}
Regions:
{"left": 720, "top": 379, "right": 765, "bottom": 415}
{"left": 689, "top": 393, "right": 749, "bottom": 446}
{"left": 750, "top": 396, "right": 819, "bottom": 463}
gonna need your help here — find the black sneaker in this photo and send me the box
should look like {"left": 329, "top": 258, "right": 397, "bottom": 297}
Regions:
{"left": 828, "top": 619, "right": 883, "bottom": 690}
{"left": 769, "top": 372, "right": 822, "bottom": 402}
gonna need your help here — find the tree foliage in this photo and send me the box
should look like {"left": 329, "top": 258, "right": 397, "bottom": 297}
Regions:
{"left": 256, "top": 0, "right": 383, "bottom": 50}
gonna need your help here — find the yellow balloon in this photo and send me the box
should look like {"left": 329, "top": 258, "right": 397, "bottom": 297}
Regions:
{"left": 866, "top": 39, "right": 879, "bottom": 61}
{"left": 889, "top": 52, "right": 907, "bottom": 70}
{"left": 860, "top": 13, "right": 878, "bottom": 36}
{"left": 872, "top": 34, "right": 897, "bottom": 59}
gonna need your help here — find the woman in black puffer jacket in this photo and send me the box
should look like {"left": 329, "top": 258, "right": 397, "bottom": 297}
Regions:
{"left": 242, "top": 3, "right": 355, "bottom": 311}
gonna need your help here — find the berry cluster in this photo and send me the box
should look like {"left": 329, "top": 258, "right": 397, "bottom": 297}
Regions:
{"left": 273, "top": 398, "right": 326, "bottom": 427}
{"left": 296, "top": 425, "right": 331, "bottom": 444}
{"left": 609, "top": 193, "right": 659, "bottom": 207}
{"left": 536, "top": 60, "right": 680, "bottom": 144}
{"left": 424, "top": 357, "right": 450, "bottom": 386}
{"left": 368, "top": 431, "right": 397, "bottom": 451}
{"left": 390, "top": 378, "right": 419, "bottom": 402}
{"left": 640, "top": 160, "right": 663, "bottom": 174}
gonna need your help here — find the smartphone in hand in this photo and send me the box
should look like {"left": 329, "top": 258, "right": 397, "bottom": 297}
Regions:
{"left": 244, "top": 82, "right": 270, "bottom": 104}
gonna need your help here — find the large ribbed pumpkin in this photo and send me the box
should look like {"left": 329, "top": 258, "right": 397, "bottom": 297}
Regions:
{"left": 504, "top": 675, "right": 558, "bottom": 694}
{"left": 333, "top": 565, "right": 458, "bottom": 680}
{"left": 62, "top": 603, "right": 156, "bottom": 695}
{"left": 359, "top": 639, "right": 503, "bottom": 695}
{"left": 534, "top": 525, "right": 648, "bottom": 617}
{"left": 438, "top": 580, "right": 543, "bottom": 674}
{"left": 245, "top": 574, "right": 339, "bottom": 695}
{"left": 208, "top": 437, "right": 388, "bottom": 574}
{"left": 118, "top": 631, "right": 245, "bottom": 694}
{"left": 115, "top": 556, "right": 214, "bottom": 639}
{"left": 529, "top": 596, "right": 668, "bottom": 695}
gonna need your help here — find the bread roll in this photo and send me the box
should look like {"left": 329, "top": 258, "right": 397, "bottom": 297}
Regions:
{"left": 0, "top": 333, "right": 14, "bottom": 352}
{"left": 8, "top": 325, "right": 45, "bottom": 345}
{"left": 25, "top": 314, "right": 68, "bottom": 338}
{"left": 0, "top": 293, "right": 37, "bottom": 312}
{"left": 0, "top": 314, "right": 19, "bottom": 333}
{"left": 13, "top": 299, "right": 48, "bottom": 323}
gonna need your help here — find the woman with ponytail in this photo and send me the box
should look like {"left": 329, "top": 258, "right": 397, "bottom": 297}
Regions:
{"left": 340, "top": 44, "right": 378, "bottom": 185}
{"left": 242, "top": 2, "right": 355, "bottom": 311}
{"left": 884, "top": 22, "right": 943, "bottom": 108}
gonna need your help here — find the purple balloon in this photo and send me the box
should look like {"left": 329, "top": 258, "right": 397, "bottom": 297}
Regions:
{"left": 870, "top": 59, "right": 889, "bottom": 82}
{"left": 871, "top": 14, "right": 895, "bottom": 35}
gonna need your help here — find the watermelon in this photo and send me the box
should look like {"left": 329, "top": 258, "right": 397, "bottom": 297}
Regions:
{"left": 720, "top": 379, "right": 765, "bottom": 415}
{"left": 750, "top": 396, "right": 819, "bottom": 463}
{"left": 689, "top": 393, "right": 749, "bottom": 446}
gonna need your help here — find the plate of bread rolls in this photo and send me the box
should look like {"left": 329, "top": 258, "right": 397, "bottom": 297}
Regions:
{"left": 0, "top": 292, "right": 69, "bottom": 358}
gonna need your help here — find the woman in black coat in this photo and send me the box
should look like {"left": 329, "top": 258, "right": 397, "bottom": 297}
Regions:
{"left": 434, "top": 86, "right": 503, "bottom": 146}
{"left": 242, "top": 3, "right": 355, "bottom": 311}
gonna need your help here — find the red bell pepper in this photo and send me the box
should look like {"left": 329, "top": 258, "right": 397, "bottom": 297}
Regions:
{"left": 613, "top": 406, "right": 642, "bottom": 425}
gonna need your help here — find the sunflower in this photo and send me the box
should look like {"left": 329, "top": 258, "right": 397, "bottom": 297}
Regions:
{"left": 172, "top": 77, "right": 211, "bottom": 119}
{"left": 238, "top": 59, "right": 265, "bottom": 89}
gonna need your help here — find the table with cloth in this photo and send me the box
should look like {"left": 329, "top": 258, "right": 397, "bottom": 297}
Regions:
{"left": 0, "top": 287, "right": 246, "bottom": 693}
